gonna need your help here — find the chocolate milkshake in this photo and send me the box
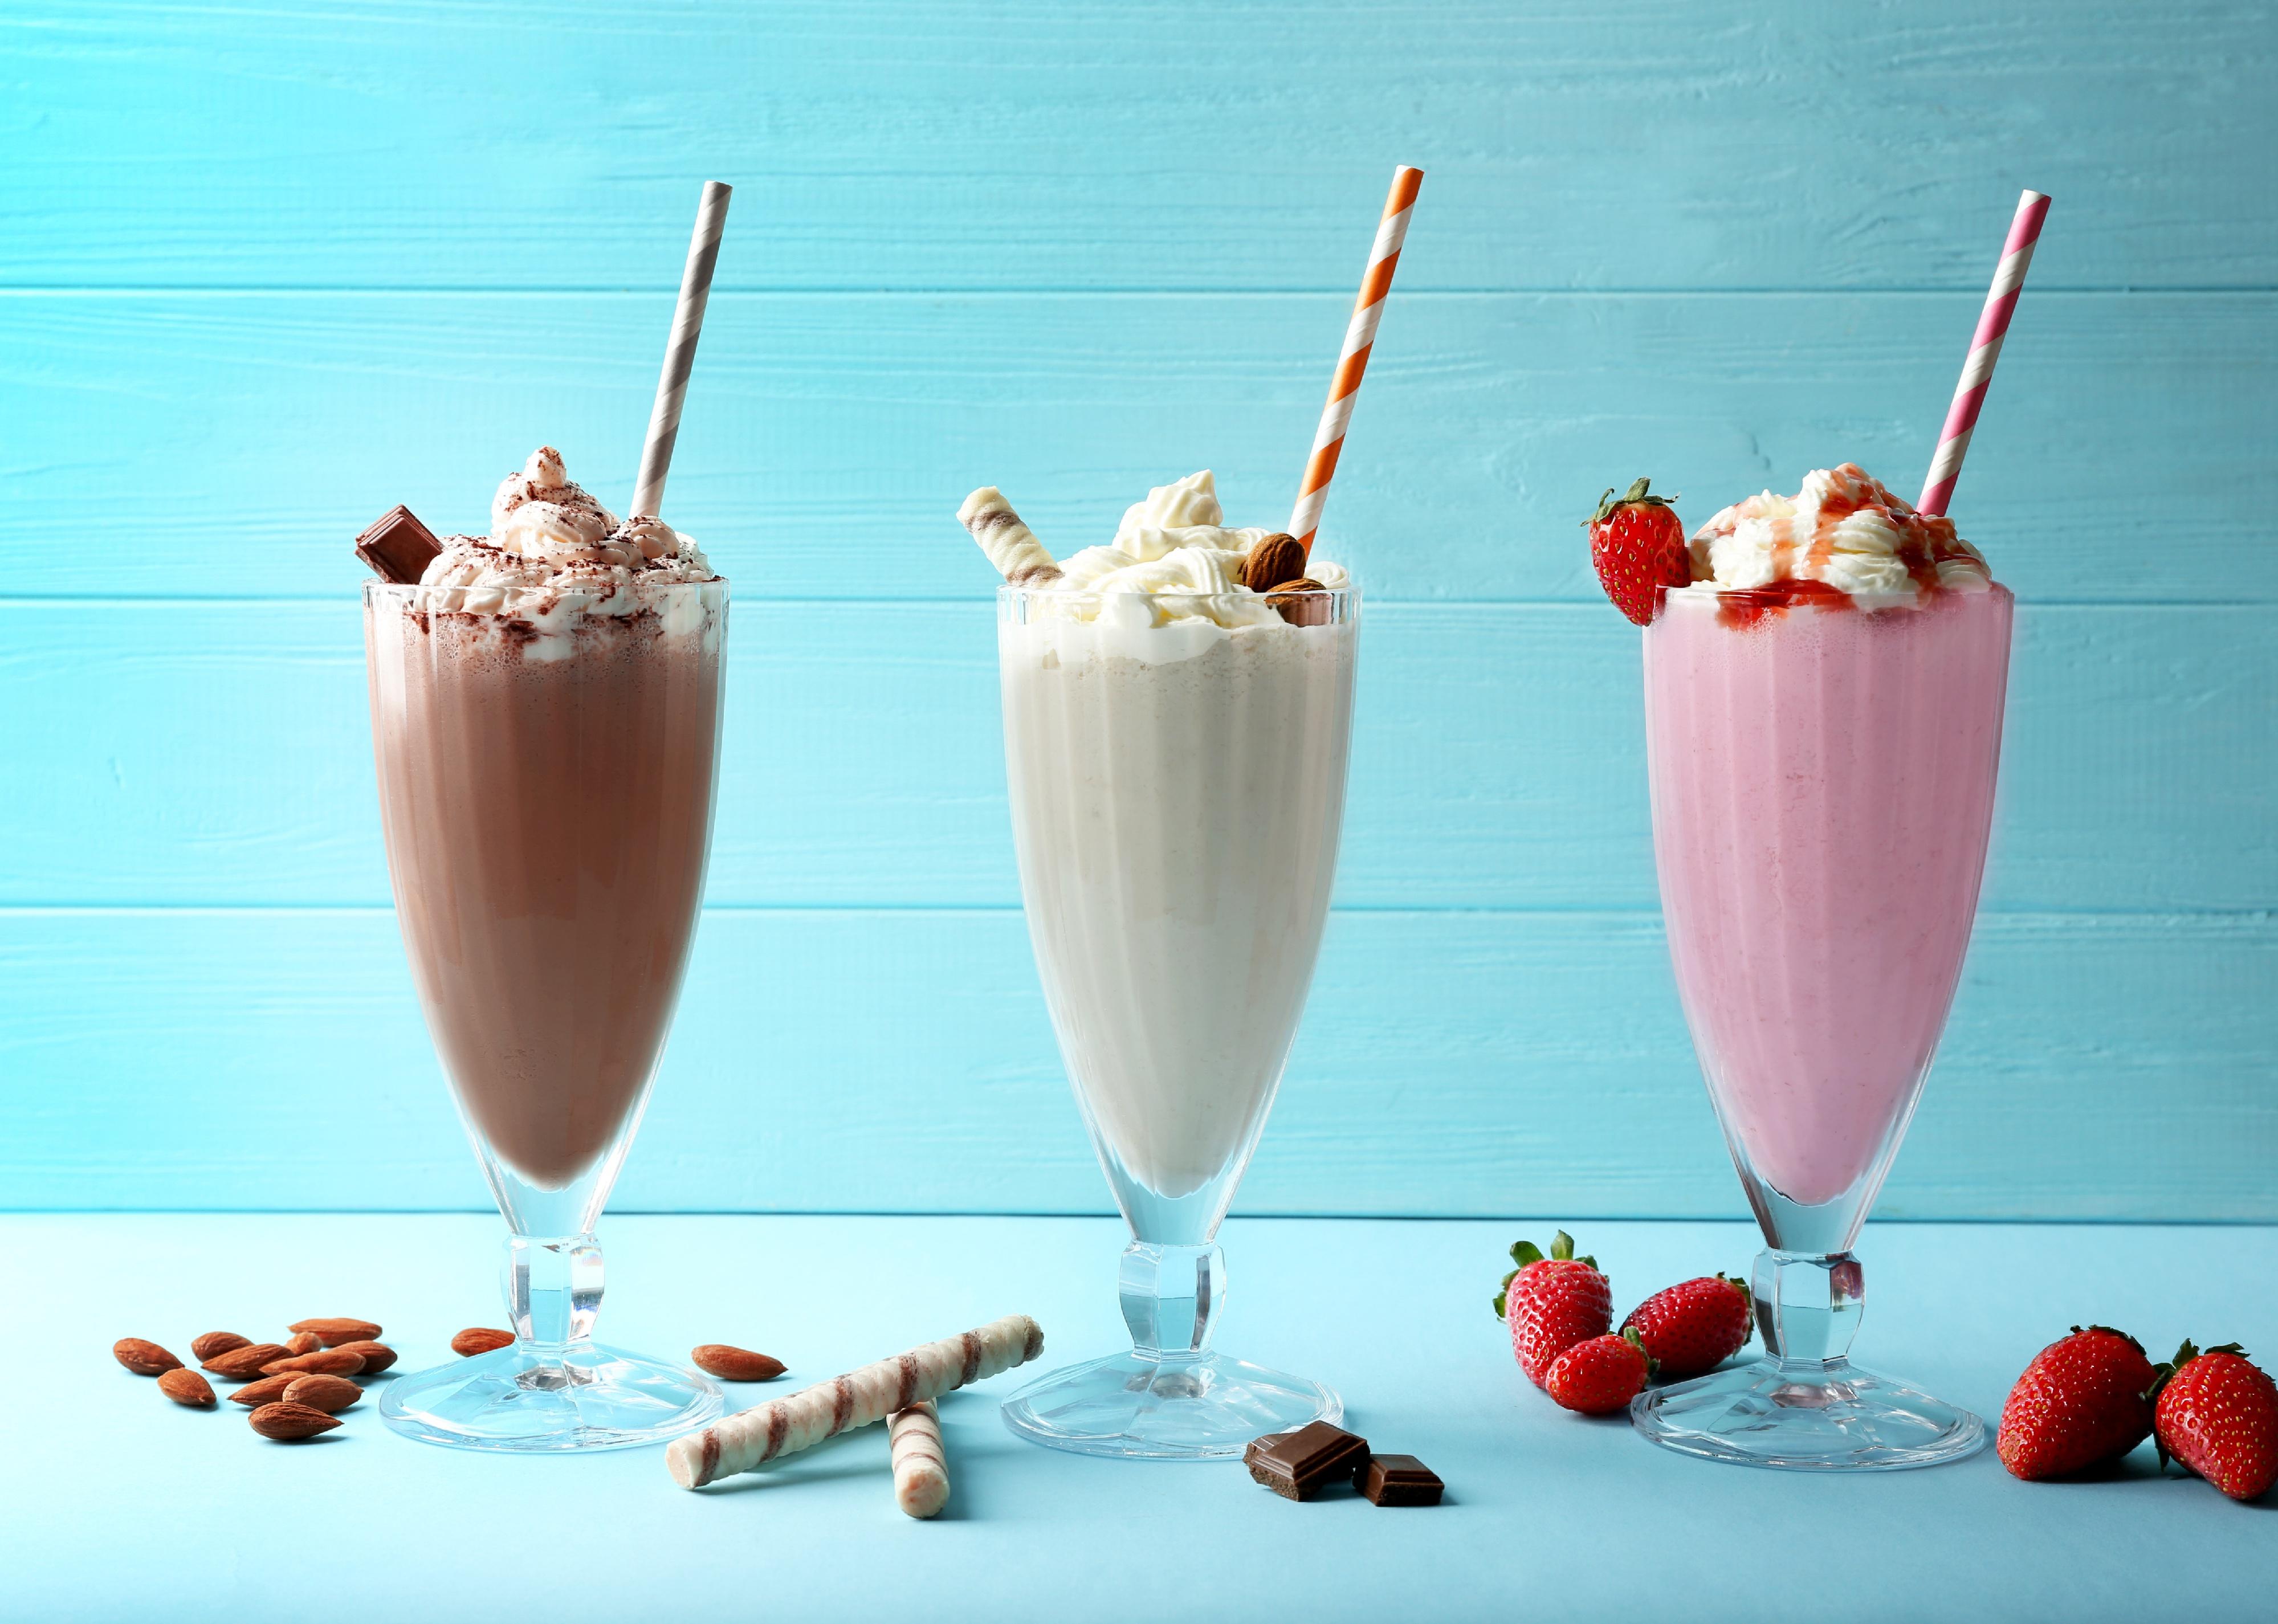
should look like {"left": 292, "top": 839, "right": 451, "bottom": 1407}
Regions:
{"left": 365, "top": 447, "right": 727, "bottom": 1197}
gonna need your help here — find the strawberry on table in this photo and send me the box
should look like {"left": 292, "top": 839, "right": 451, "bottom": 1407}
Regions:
{"left": 1493, "top": 1230, "right": 1612, "bottom": 1389}
{"left": 1621, "top": 1274, "right": 1751, "bottom": 1380}
{"left": 1995, "top": 1325, "right": 2158, "bottom": 1482}
{"left": 1585, "top": 477, "right": 1690, "bottom": 626}
{"left": 2150, "top": 1341, "right": 2278, "bottom": 1501}
{"left": 1545, "top": 1330, "right": 1656, "bottom": 1415}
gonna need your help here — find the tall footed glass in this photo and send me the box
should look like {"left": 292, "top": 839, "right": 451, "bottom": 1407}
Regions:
{"left": 1631, "top": 583, "right": 2012, "bottom": 1469}
{"left": 995, "top": 585, "right": 1358, "bottom": 1458}
{"left": 362, "top": 579, "right": 730, "bottom": 1451}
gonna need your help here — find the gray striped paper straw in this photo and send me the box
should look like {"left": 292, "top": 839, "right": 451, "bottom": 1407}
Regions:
{"left": 632, "top": 180, "right": 733, "bottom": 519}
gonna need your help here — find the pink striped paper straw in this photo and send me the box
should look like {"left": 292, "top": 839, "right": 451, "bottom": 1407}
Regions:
{"left": 1917, "top": 189, "right": 2051, "bottom": 516}
{"left": 1289, "top": 165, "right": 1424, "bottom": 557}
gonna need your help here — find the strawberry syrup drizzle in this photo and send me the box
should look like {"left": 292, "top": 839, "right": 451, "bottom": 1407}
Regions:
{"left": 1710, "top": 465, "right": 1958, "bottom": 628}
{"left": 1714, "top": 576, "right": 1857, "bottom": 629}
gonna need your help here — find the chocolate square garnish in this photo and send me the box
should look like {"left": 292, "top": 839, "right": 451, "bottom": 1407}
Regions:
{"left": 1359, "top": 1452, "right": 1443, "bottom": 1506}
{"left": 1243, "top": 1421, "right": 1370, "bottom": 1500}
{"left": 354, "top": 504, "right": 442, "bottom": 585}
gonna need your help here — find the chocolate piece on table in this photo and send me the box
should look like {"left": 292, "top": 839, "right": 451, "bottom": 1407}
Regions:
{"left": 354, "top": 505, "right": 443, "bottom": 585}
{"left": 1358, "top": 1452, "right": 1444, "bottom": 1507}
{"left": 1242, "top": 1421, "right": 1370, "bottom": 1500}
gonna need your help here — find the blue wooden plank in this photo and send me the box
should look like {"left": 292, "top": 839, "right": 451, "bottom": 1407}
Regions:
{"left": 2, "top": 907, "right": 2270, "bottom": 1219}
{"left": 0, "top": 291, "right": 2268, "bottom": 605}
{"left": 0, "top": 601, "right": 2267, "bottom": 913}
{"left": 3, "top": 2, "right": 2270, "bottom": 291}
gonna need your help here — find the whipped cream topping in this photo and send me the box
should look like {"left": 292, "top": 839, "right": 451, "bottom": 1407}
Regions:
{"left": 1043, "top": 471, "right": 1350, "bottom": 630}
{"left": 417, "top": 447, "right": 719, "bottom": 638}
{"left": 1686, "top": 464, "right": 1991, "bottom": 603}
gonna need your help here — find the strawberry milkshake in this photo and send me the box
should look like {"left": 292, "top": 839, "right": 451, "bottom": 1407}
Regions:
{"left": 1645, "top": 464, "right": 2010, "bottom": 1234}
{"left": 1605, "top": 462, "right": 2009, "bottom": 1471}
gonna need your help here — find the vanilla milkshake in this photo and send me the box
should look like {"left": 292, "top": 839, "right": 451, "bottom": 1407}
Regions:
{"left": 365, "top": 448, "right": 727, "bottom": 1207}
{"left": 989, "top": 473, "right": 1356, "bottom": 1238}
{"left": 1641, "top": 464, "right": 2010, "bottom": 1244}
{"left": 967, "top": 471, "right": 1355, "bottom": 1457}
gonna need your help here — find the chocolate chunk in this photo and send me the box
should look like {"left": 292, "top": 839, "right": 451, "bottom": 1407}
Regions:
{"left": 1359, "top": 1453, "right": 1443, "bottom": 1507}
{"left": 354, "top": 505, "right": 443, "bottom": 585}
{"left": 1243, "top": 1421, "right": 1370, "bottom": 1500}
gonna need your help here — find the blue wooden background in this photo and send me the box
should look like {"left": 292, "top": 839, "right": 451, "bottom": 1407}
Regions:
{"left": 1, "top": 1, "right": 2271, "bottom": 1218}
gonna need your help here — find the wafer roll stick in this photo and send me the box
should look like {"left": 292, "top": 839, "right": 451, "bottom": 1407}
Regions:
{"left": 667, "top": 1314, "right": 1043, "bottom": 1488}
{"left": 958, "top": 488, "right": 1062, "bottom": 585}
{"left": 889, "top": 1400, "right": 949, "bottom": 1518}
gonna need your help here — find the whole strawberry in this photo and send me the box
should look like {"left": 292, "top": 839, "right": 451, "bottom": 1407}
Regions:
{"left": 1621, "top": 1274, "right": 1752, "bottom": 1380}
{"left": 1995, "top": 1325, "right": 2158, "bottom": 1481}
{"left": 2151, "top": 1341, "right": 2278, "bottom": 1501}
{"left": 1585, "top": 477, "right": 1689, "bottom": 626}
{"left": 1545, "top": 1329, "right": 1656, "bottom": 1415}
{"left": 1493, "top": 1230, "right": 1612, "bottom": 1389}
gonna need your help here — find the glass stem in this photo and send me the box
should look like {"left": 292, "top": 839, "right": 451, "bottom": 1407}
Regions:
{"left": 1753, "top": 1248, "right": 1864, "bottom": 1368}
{"left": 503, "top": 1233, "right": 604, "bottom": 1350}
{"left": 1119, "top": 1241, "right": 1224, "bottom": 1361}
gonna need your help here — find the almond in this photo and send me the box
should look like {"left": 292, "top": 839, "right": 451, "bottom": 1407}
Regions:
{"left": 248, "top": 1401, "right": 341, "bottom": 1441}
{"left": 261, "top": 1348, "right": 366, "bottom": 1377}
{"left": 203, "top": 1342, "right": 290, "bottom": 1380}
{"left": 283, "top": 1331, "right": 323, "bottom": 1355}
{"left": 112, "top": 1337, "right": 182, "bottom": 1376}
{"left": 452, "top": 1327, "right": 515, "bottom": 1357}
{"left": 191, "top": 1331, "right": 250, "bottom": 1362}
{"left": 158, "top": 1368, "right": 217, "bottom": 1407}
{"left": 288, "top": 1317, "right": 382, "bottom": 1346}
{"left": 1241, "top": 533, "right": 1306, "bottom": 594}
{"left": 283, "top": 1374, "right": 364, "bottom": 1413}
{"left": 690, "top": 1344, "right": 786, "bottom": 1382}
{"left": 330, "top": 1340, "right": 397, "bottom": 1374}
{"left": 1268, "top": 578, "right": 1331, "bottom": 626}
{"left": 228, "top": 1373, "right": 304, "bottom": 1407}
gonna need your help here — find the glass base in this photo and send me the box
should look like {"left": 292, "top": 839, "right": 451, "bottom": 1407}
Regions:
{"left": 1001, "top": 1350, "right": 1341, "bottom": 1460}
{"left": 1629, "top": 1356, "right": 1986, "bottom": 1471}
{"left": 378, "top": 1341, "right": 723, "bottom": 1454}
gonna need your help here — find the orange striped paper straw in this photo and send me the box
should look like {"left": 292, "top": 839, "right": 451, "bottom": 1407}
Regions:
{"left": 1288, "top": 165, "right": 1423, "bottom": 557}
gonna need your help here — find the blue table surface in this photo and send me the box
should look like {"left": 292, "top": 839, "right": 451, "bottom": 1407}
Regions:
{"left": 9, "top": 1213, "right": 2273, "bottom": 1621}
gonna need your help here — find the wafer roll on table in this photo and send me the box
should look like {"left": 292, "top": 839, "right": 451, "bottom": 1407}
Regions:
{"left": 889, "top": 1400, "right": 949, "bottom": 1519}
{"left": 666, "top": 1314, "right": 1044, "bottom": 1488}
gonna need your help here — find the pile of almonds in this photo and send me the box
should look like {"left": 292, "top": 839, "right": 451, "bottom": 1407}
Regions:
{"left": 116, "top": 1322, "right": 789, "bottom": 1445}
{"left": 115, "top": 1318, "right": 394, "bottom": 1442}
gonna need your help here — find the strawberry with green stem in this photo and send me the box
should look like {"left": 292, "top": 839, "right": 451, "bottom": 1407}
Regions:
{"left": 2150, "top": 1340, "right": 2278, "bottom": 1502}
{"left": 1995, "top": 1325, "right": 2157, "bottom": 1482}
{"left": 1545, "top": 1329, "right": 1656, "bottom": 1415}
{"left": 1494, "top": 1230, "right": 1612, "bottom": 1389}
{"left": 1585, "top": 478, "right": 1690, "bottom": 626}
{"left": 1621, "top": 1274, "right": 1752, "bottom": 1381}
